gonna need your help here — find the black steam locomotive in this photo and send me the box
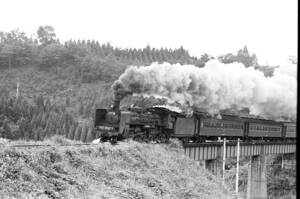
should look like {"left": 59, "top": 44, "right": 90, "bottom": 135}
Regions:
{"left": 94, "top": 101, "right": 296, "bottom": 143}
{"left": 94, "top": 105, "right": 180, "bottom": 143}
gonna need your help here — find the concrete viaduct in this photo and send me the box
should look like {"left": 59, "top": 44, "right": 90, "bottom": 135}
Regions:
{"left": 183, "top": 141, "right": 296, "bottom": 199}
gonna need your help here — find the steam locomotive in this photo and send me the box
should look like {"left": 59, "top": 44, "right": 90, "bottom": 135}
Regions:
{"left": 94, "top": 99, "right": 296, "bottom": 143}
{"left": 94, "top": 105, "right": 180, "bottom": 143}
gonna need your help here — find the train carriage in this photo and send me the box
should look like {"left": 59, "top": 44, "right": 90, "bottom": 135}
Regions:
{"left": 198, "top": 113, "right": 245, "bottom": 140}
{"left": 173, "top": 112, "right": 246, "bottom": 141}
{"left": 282, "top": 122, "right": 296, "bottom": 139}
{"left": 244, "top": 118, "right": 283, "bottom": 139}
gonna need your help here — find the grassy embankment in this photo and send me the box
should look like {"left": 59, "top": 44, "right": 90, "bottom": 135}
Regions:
{"left": 0, "top": 137, "right": 233, "bottom": 199}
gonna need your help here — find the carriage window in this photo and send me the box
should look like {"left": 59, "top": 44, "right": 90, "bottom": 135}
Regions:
{"left": 203, "top": 122, "right": 210, "bottom": 128}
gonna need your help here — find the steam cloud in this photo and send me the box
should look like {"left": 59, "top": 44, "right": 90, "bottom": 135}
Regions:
{"left": 113, "top": 60, "right": 297, "bottom": 121}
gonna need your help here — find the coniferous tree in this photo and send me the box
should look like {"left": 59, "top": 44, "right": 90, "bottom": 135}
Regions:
{"left": 40, "top": 128, "right": 47, "bottom": 140}
{"left": 68, "top": 124, "right": 75, "bottom": 140}
{"left": 74, "top": 125, "right": 82, "bottom": 140}
{"left": 80, "top": 124, "right": 87, "bottom": 142}
{"left": 86, "top": 126, "right": 94, "bottom": 142}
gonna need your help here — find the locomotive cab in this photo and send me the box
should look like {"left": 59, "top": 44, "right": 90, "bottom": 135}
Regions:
{"left": 94, "top": 108, "right": 121, "bottom": 141}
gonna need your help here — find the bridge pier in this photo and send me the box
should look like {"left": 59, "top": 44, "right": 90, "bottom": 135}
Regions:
{"left": 199, "top": 160, "right": 206, "bottom": 167}
{"left": 205, "top": 159, "right": 222, "bottom": 178}
{"left": 282, "top": 153, "right": 296, "bottom": 169}
{"left": 247, "top": 155, "right": 267, "bottom": 199}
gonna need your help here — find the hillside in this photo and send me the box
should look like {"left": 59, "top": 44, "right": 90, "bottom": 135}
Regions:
{"left": 0, "top": 66, "right": 113, "bottom": 114}
{"left": 0, "top": 137, "right": 233, "bottom": 199}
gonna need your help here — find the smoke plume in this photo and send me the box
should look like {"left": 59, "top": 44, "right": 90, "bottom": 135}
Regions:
{"left": 113, "top": 60, "right": 297, "bottom": 120}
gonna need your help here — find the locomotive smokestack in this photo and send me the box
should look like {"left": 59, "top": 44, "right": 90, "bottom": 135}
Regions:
{"left": 112, "top": 96, "right": 121, "bottom": 115}
{"left": 112, "top": 80, "right": 133, "bottom": 114}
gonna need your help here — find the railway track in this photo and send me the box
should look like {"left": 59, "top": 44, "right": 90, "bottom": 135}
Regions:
{"left": 1, "top": 143, "right": 95, "bottom": 148}
{"left": 183, "top": 140, "right": 297, "bottom": 147}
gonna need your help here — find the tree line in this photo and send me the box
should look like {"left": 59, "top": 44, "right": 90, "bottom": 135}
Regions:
{"left": 0, "top": 25, "right": 273, "bottom": 84}
{"left": 0, "top": 26, "right": 204, "bottom": 81}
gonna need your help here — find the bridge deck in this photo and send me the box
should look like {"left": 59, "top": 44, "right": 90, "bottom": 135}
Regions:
{"left": 183, "top": 141, "right": 296, "bottom": 161}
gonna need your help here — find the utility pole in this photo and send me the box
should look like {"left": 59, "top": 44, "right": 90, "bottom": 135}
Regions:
{"left": 246, "top": 158, "right": 252, "bottom": 199}
{"left": 16, "top": 77, "right": 20, "bottom": 99}
{"left": 235, "top": 138, "right": 240, "bottom": 198}
{"left": 222, "top": 138, "right": 227, "bottom": 187}
{"left": 8, "top": 55, "right": 11, "bottom": 72}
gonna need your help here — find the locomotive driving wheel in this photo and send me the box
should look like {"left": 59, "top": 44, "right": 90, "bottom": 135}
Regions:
{"left": 133, "top": 134, "right": 143, "bottom": 142}
{"left": 109, "top": 136, "right": 118, "bottom": 145}
{"left": 159, "top": 134, "right": 168, "bottom": 143}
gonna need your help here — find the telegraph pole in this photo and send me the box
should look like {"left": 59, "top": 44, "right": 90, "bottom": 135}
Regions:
{"left": 222, "top": 138, "right": 227, "bottom": 187}
{"left": 8, "top": 55, "right": 11, "bottom": 71}
{"left": 16, "top": 77, "right": 20, "bottom": 99}
{"left": 246, "top": 158, "right": 252, "bottom": 199}
{"left": 235, "top": 138, "right": 240, "bottom": 197}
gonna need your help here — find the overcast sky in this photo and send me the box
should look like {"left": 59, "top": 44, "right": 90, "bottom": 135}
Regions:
{"left": 0, "top": 0, "right": 297, "bottom": 65}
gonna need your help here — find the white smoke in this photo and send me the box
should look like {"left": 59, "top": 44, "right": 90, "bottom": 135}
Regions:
{"left": 273, "top": 62, "right": 297, "bottom": 79}
{"left": 114, "top": 60, "right": 297, "bottom": 120}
